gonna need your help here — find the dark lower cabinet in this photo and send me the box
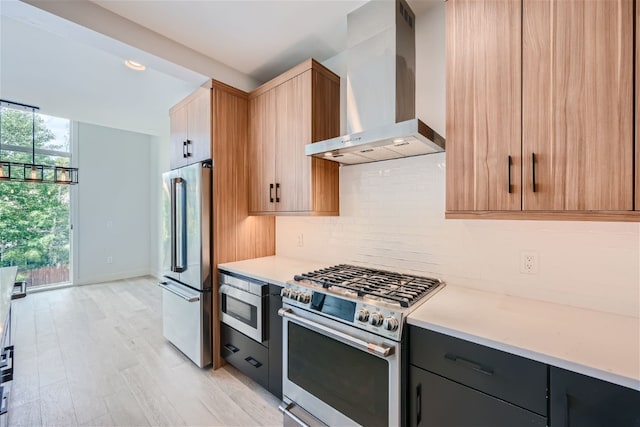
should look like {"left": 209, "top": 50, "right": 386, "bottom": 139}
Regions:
{"left": 221, "top": 323, "right": 269, "bottom": 389}
{"left": 550, "top": 367, "right": 640, "bottom": 427}
{"left": 220, "top": 284, "right": 283, "bottom": 399}
{"left": 408, "top": 326, "right": 548, "bottom": 427}
{"left": 409, "top": 366, "right": 546, "bottom": 427}
{"left": 408, "top": 326, "right": 640, "bottom": 427}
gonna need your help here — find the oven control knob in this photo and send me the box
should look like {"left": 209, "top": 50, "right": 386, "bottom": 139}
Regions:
{"left": 298, "top": 293, "right": 311, "bottom": 304}
{"left": 356, "top": 309, "right": 370, "bottom": 322}
{"left": 370, "top": 312, "right": 384, "bottom": 327}
{"left": 280, "top": 288, "right": 290, "bottom": 298}
{"left": 383, "top": 316, "right": 399, "bottom": 331}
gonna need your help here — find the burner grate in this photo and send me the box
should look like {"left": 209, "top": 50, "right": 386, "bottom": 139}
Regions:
{"left": 293, "top": 264, "right": 441, "bottom": 308}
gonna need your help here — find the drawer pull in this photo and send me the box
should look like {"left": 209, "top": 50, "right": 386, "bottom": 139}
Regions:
{"left": 444, "top": 353, "right": 494, "bottom": 376}
{"left": 531, "top": 152, "right": 537, "bottom": 193}
{"left": 416, "top": 383, "right": 422, "bottom": 425}
{"left": 245, "top": 356, "right": 262, "bottom": 368}
{"left": 224, "top": 343, "right": 239, "bottom": 354}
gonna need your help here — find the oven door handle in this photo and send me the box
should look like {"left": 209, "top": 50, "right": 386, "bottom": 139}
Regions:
{"left": 278, "top": 308, "right": 393, "bottom": 358}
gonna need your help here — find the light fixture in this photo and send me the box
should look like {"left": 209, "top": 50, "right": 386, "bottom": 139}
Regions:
{"left": 124, "top": 60, "right": 146, "bottom": 71}
{"left": 0, "top": 99, "right": 78, "bottom": 185}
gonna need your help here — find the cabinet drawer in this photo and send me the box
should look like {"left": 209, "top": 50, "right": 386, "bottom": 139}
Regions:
{"left": 409, "top": 365, "right": 546, "bottom": 427}
{"left": 409, "top": 327, "right": 547, "bottom": 416}
{"left": 221, "top": 323, "right": 268, "bottom": 389}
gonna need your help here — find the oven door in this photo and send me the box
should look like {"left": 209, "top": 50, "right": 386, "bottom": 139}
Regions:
{"left": 280, "top": 305, "right": 401, "bottom": 427}
{"left": 220, "top": 284, "right": 265, "bottom": 343}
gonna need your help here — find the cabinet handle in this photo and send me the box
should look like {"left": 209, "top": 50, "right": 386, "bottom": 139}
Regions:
{"left": 444, "top": 353, "right": 494, "bottom": 376}
{"left": 186, "top": 139, "right": 192, "bottom": 157}
{"left": 531, "top": 152, "right": 536, "bottom": 193}
{"left": 507, "top": 155, "right": 512, "bottom": 194}
{"left": 275, "top": 183, "right": 280, "bottom": 203}
{"left": 416, "top": 383, "right": 422, "bottom": 425}
{"left": 224, "top": 343, "right": 239, "bottom": 353}
{"left": 182, "top": 140, "right": 188, "bottom": 158}
{"left": 245, "top": 356, "right": 262, "bottom": 368}
{"left": 269, "top": 183, "right": 274, "bottom": 203}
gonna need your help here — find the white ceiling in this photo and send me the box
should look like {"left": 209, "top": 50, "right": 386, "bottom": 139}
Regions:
{"left": 92, "top": 0, "right": 368, "bottom": 83}
{"left": 0, "top": 0, "right": 439, "bottom": 137}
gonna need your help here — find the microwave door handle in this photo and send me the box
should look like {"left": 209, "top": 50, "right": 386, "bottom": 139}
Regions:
{"left": 170, "top": 177, "right": 177, "bottom": 272}
{"left": 278, "top": 308, "right": 393, "bottom": 358}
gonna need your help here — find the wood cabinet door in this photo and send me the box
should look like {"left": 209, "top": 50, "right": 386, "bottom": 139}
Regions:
{"left": 186, "top": 87, "right": 212, "bottom": 165}
{"left": 275, "top": 70, "right": 313, "bottom": 213}
{"left": 523, "top": 0, "right": 633, "bottom": 211}
{"left": 169, "top": 104, "right": 188, "bottom": 170}
{"left": 445, "top": 0, "right": 522, "bottom": 211}
{"left": 248, "top": 91, "right": 277, "bottom": 213}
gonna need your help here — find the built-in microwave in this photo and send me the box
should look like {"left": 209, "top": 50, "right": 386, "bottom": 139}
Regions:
{"left": 219, "top": 273, "right": 268, "bottom": 343}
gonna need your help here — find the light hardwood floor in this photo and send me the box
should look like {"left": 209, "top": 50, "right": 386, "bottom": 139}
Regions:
{"left": 8, "top": 276, "right": 283, "bottom": 426}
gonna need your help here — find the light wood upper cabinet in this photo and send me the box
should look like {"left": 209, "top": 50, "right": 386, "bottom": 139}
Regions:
{"left": 445, "top": 0, "right": 522, "bottom": 212}
{"left": 522, "top": 0, "right": 633, "bottom": 211}
{"left": 169, "top": 86, "right": 212, "bottom": 170}
{"left": 248, "top": 90, "right": 277, "bottom": 213}
{"left": 248, "top": 59, "right": 340, "bottom": 216}
{"left": 170, "top": 103, "right": 188, "bottom": 170}
{"left": 274, "top": 71, "right": 313, "bottom": 213}
{"left": 446, "top": 0, "right": 638, "bottom": 220}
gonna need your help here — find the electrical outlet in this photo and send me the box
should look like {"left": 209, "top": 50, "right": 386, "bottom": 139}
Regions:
{"left": 520, "top": 251, "right": 538, "bottom": 275}
{"left": 107, "top": 256, "right": 113, "bottom": 264}
{"left": 297, "top": 233, "right": 304, "bottom": 247}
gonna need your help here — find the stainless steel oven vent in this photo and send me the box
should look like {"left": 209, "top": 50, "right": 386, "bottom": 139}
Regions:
{"left": 305, "top": 0, "right": 445, "bottom": 165}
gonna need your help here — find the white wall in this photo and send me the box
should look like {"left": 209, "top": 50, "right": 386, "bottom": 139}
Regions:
{"left": 277, "top": 3, "right": 640, "bottom": 318}
{"left": 75, "top": 122, "right": 152, "bottom": 284}
{"left": 149, "top": 131, "right": 171, "bottom": 278}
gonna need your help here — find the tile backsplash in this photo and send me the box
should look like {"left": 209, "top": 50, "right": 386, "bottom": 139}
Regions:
{"left": 276, "top": 153, "right": 640, "bottom": 318}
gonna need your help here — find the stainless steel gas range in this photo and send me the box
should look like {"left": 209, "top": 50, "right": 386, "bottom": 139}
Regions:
{"left": 278, "top": 264, "right": 444, "bottom": 427}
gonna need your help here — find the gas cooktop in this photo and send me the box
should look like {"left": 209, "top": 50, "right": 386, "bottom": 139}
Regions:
{"left": 293, "top": 264, "right": 442, "bottom": 308}
{"left": 283, "top": 264, "right": 444, "bottom": 341}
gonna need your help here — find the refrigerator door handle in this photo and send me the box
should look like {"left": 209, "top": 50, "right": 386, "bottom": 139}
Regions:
{"left": 170, "top": 177, "right": 177, "bottom": 272}
{"left": 175, "top": 177, "right": 187, "bottom": 273}
{"left": 158, "top": 281, "right": 200, "bottom": 302}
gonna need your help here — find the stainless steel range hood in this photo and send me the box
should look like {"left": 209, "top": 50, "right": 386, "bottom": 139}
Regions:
{"left": 305, "top": 0, "right": 445, "bottom": 165}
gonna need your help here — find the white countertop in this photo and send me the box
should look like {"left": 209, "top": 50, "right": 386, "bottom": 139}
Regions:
{"left": 218, "top": 256, "right": 639, "bottom": 391}
{"left": 408, "top": 285, "right": 640, "bottom": 391}
{"left": 0, "top": 267, "right": 17, "bottom": 340}
{"left": 218, "top": 256, "right": 329, "bottom": 287}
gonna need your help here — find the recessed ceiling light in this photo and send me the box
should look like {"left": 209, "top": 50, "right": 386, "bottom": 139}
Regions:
{"left": 125, "top": 60, "right": 146, "bottom": 71}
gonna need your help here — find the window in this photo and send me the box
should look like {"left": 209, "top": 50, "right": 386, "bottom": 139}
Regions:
{"left": 0, "top": 105, "right": 72, "bottom": 287}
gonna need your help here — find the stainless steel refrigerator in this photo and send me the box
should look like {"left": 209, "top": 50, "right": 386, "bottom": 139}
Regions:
{"left": 159, "top": 161, "right": 212, "bottom": 368}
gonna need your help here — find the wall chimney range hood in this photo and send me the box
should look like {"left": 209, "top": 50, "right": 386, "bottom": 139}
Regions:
{"left": 305, "top": 0, "right": 445, "bottom": 165}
